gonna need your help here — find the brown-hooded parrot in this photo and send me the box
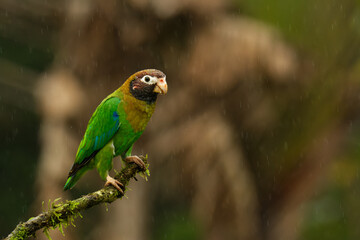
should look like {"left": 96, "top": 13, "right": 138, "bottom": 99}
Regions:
{"left": 64, "top": 69, "right": 168, "bottom": 191}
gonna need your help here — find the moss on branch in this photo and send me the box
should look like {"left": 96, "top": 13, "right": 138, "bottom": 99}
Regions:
{"left": 5, "top": 156, "right": 149, "bottom": 240}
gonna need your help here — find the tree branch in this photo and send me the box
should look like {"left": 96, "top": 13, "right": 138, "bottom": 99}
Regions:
{"left": 5, "top": 156, "right": 149, "bottom": 240}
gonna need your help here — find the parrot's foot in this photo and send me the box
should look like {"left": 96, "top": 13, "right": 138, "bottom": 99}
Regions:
{"left": 124, "top": 156, "right": 146, "bottom": 171}
{"left": 105, "top": 175, "right": 124, "bottom": 194}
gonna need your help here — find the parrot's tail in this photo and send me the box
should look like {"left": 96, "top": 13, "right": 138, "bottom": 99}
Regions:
{"left": 63, "top": 172, "right": 83, "bottom": 191}
{"left": 63, "top": 176, "right": 75, "bottom": 191}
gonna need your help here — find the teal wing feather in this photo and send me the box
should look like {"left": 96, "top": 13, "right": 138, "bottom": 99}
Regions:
{"left": 68, "top": 97, "right": 121, "bottom": 177}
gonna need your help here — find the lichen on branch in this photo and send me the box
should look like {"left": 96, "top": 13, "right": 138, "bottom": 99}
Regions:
{"left": 5, "top": 156, "right": 149, "bottom": 240}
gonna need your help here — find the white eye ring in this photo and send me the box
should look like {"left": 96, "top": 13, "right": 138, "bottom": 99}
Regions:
{"left": 141, "top": 75, "right": 157, "bottom": 85}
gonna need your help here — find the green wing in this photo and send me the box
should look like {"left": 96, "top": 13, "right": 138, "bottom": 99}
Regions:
{"left": 68, "top": 97, "right": 121, "bottom": 176}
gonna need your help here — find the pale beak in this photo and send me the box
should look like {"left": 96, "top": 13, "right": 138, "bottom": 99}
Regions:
{"left": 154, "top": 77, "right": 168, "bottom": 94}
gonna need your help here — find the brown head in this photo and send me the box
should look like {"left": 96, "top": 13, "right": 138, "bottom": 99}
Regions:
{"left": 120, "top": 69, "right": 168, "bottom": 104}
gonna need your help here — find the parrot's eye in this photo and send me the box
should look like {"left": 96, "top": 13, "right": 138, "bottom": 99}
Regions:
{"left": 140, "top": 75, "right": 157, "bottom": 84}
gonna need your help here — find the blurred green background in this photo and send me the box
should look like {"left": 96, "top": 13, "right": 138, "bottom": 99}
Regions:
{"left": 2, "top": 0, "right": 360, "bottom": 239}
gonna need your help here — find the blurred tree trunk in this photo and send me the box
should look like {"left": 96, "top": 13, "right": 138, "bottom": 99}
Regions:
{"left": 35, "top": 69, "right": 83, "bottom": 240}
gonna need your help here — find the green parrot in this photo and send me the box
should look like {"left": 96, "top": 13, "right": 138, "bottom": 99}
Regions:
{"left": 64, "top": 69, "right": 168, "bottom": 191}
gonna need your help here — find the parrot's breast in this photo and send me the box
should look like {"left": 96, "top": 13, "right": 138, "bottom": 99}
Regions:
{"left": 112, "top": 95, "right": 155, "bottom": 157}
{"left": 122, "top": 93, "right": 156, "bottom": 132}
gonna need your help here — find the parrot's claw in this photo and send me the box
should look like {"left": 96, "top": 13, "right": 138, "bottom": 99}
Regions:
{"left": 105, "top": 175, "right": 124, "bottom": 194}
{"left": 124, "top": 156, "right": 146, "bottom": 171}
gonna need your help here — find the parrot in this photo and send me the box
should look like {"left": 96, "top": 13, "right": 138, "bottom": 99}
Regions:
{"left": 64, "top": 69, "right": 168, "bottom": 192}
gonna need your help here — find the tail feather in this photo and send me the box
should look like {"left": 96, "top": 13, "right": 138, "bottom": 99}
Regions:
{"left": 64, "top": 151, "right": 98, "bottom": 190}
{"left": 63, "top": 176, "right": 75, "bottom": 191}
{"left": 63, "top": 171, "right": 84, "bottom": 190}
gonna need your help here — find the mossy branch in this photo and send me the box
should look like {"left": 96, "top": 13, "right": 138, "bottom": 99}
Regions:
{"left": 5, "top": 156, "right": 149, "bottom": 240}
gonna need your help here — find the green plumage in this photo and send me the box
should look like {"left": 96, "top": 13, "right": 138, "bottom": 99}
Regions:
{"left": 64, "top": 69, "right": 165, "bottom": 190}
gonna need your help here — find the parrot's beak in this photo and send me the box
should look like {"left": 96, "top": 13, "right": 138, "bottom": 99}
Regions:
{"left": 154, "top": 77, "right": 168, "bottom": 94}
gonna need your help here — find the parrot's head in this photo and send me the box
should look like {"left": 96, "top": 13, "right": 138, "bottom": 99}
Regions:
{"left": 126, "top": 69, "right": 168, "bottom": 103}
